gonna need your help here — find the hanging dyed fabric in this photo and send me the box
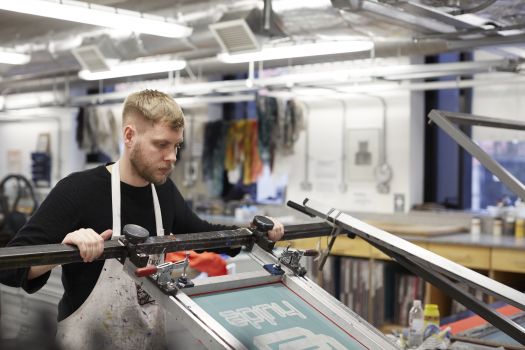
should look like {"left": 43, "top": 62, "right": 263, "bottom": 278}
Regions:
{"left": 224, "top": 120, "right": 245, "bottom": 173}
{"left": 224, "top": 120, "right": 263, "bottom": 185}
{"left": 202, "top": 120, "right": 226, "bottom": 197}
{"left": 243, "top": 120, "right": 263, "bottom": 184}
{"left": 256, "top": 95, "right": 278, "bottom": 168}
{"left": 281, "top": 98, "right": 305, "bottom": 154}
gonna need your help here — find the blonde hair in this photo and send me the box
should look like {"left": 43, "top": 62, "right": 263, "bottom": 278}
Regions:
{"left": 122, "top": 89, "right": 185, "bottom": 129}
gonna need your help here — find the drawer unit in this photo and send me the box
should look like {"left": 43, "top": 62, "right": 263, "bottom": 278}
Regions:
{"left": 331, "top": 236, "right": 371, "bottom": 258}
{"left": 427, "top": 243, "right": 490, "bottom": 269}
{"left": 492, "top": 248, "right": 525, "bottom": 273}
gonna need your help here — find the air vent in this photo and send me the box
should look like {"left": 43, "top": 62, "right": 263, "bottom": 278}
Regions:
{"left": 71, "top": 45, "right": 110, "bottom": 72}
{"left": 209, "top": 19, "right": 260, "bottom": 54}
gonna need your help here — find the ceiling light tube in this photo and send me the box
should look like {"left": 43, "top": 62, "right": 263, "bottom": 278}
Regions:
{"left": 218, "top": 41, "right": 374, "bottom": 63}
{"left": 78, "top": 59, "right": 186, "bottom": 80}
{"left": 0, "top": 50, "right": 31, "bottom": 65}
{"left": 0, "top": 0, "right": 192, "bottom": 38}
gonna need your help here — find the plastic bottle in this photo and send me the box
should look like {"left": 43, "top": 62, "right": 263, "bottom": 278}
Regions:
{"left": 423, "top": 303, "right": 440, "bottom": 339}
{"left": 408, "top": 300, "right": 424, "bottom": 348}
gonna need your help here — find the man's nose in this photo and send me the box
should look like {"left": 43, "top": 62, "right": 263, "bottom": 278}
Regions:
{"left": 165, "top": 148, "right": 177, "bottom": 162}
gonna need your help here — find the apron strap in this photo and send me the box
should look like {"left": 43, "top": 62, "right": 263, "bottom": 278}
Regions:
{"left": 111, "top": 160, "right": 164, "bottom": 237}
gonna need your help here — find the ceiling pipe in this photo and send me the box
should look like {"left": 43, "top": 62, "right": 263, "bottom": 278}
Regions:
{"left": 1, "top": 31, "right": 524, "bottom": 91}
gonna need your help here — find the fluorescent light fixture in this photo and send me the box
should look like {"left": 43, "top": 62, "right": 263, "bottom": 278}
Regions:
{"left": 218, "top": 41, "right": 374, "bottom": 63}
{"left": 0, "top": 0, "right": 192, "bottom": 38}
{"left": 0, "top": 50, "right": 31, "bottom": 65}
{"left": 270, "top": 0, "right": 330, "bottom": 12}
{"left": 78, "top": 59, "right": 186, "bottom": 80}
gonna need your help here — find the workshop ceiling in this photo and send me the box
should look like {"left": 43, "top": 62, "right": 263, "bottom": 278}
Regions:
{"left": 0, "top": 0, "right": 524, "bottom": 87}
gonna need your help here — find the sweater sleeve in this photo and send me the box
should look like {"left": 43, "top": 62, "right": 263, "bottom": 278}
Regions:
{"left": 0, "top": 176, "right": 81, "bottom": 293}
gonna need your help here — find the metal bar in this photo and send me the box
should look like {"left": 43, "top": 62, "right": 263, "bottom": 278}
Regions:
{"left": 416, "top": 23, "right": 525, "bottom": 41}
{"left": 318, "top": 234, "right": 337, "bottom": 271}
{"left": 280, "top": 222, "right": 333, "bottom": 240}
{"left": 302, "top": 198, "right": 525, "bottom": 310}
{"left": 428, "top": 109, "right": 525, "bottom": 201}
{"left": 0, "top": 239, "right": 126, "bottom": 270}
{"left": 360, "top": 1, "right": 456, "bottom": 33}
{"left": 134, "top": 228, "right": 253, "bottom": 255}
{"left": 370, "top": 241, "right": 525, "bottom": 345}
{"left": 395, "top": 2, "right": 480, "bottom": 30}
{"left": 451, "top": 335, "right": 525, "bottom": 350}
{"left": 0, "top": 223, "right": 334, "bottom": 270}
{"left": 430, "top": 109, "right": 525, "bottom": 130}
{"left": 182, "top": 271, "right": 282, "bottom": 297}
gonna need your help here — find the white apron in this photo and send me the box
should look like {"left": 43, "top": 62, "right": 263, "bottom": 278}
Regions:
{"left": 56, "top": 161, "right": 166, "bottom": 350}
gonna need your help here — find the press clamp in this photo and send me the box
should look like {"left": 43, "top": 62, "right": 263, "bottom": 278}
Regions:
{"left": 264, "top": 246, "right": 318, "bottom": 277}
{"left": 134, "top": 251, "right": 194, "bottom": 293}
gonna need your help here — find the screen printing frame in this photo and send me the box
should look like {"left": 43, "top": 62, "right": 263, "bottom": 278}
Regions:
{"left": 124, "top": 244, "right": 399, "bottom": 350}
{"left": 299, "top": 198, "right": 525, "bottom": 345}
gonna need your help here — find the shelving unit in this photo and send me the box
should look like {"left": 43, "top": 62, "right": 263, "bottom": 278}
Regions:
{"left": 280, "top": 233, "right": 525, "bottom": 329}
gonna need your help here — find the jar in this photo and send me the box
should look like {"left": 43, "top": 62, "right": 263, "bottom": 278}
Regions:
{"left": 493, "top": 218, "right": 503, "bottom": 236}
{"left": 515, "top": 218, "right": 524, "bottom": 238}
{"left": 423, "top": 303, "right": 440, "bottom": 328}
{"left": 470, "top": 217, "right": 481, "bottom": 238}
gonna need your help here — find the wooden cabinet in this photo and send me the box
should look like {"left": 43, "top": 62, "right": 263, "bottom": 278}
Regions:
{"left": 427, "top": 243, "right": 490, "bottom": 270}
{"left": 330, "top": 236, "right": 370, "bottom": 257}
{"left": 492, "top": 248, "right": 525, "bottom": 273}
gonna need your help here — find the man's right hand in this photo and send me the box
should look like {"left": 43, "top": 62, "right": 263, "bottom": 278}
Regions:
{"left": 62, "top": 229, "right": 113, "bottom": 263}
{"left": 28, "top": 229, "right": 112, "bottom": 280}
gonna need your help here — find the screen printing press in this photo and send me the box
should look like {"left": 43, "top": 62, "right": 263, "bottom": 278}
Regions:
{"left": 0, "top": 199, "right": 524, "bottom": 349}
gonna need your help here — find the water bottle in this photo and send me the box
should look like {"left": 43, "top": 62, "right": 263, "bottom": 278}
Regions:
{"left": 408, "top": 300, "right": 424, "bottom": 348}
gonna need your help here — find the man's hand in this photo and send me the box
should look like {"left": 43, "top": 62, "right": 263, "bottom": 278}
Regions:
{"left": 62, "top": 229, "right": 113, "bottom": 263}
{"left": 28, "top": 229, "right": 113, "bottom": 280}
{"left": 265, "top": 217, "right": 284, "bottom": 242}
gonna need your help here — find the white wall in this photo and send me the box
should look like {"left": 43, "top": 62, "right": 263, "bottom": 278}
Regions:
{"left": 0, "top": 108, "right": 84, "bottom": 186}
{"left": 472, "top": 51, "right": 525, "bottom": 141}
{"left": 0, "top": 82, "right": 426, "bottom": 215}
{"left": 277, "top": 90, "right": 423, "bottom": 213}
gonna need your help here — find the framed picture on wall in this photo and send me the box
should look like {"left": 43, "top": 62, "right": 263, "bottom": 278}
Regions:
{"left": 36, "top": 133, "right": 51, "bottom": 153}
{"left": 346, "top": 128, "right": 380, "bottom": 182}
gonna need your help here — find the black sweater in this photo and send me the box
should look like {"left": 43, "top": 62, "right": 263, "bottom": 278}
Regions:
{"left": 1, "top": 165, "right": 238, "bottom": 321}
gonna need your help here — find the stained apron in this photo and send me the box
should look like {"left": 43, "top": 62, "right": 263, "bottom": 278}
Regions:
{"left": 56, "top": 161, "right": 167, "bottom": 349}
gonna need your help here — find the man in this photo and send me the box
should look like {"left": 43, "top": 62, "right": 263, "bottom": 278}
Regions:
{"left": 1, "top": 90, "right": 284, "bottom": 349}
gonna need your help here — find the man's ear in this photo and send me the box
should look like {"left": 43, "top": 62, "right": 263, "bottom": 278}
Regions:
{"left": 123, "top": 124, "right": 136, "bottom": 148}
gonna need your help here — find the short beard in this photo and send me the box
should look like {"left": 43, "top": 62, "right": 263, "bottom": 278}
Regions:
{"left": 129, "top": 142, "right": 167, "bottom": 186}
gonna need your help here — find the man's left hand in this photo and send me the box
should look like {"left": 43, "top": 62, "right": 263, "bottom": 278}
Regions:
{"left": 265, "top": 217, "right": 284, "bottom": 242}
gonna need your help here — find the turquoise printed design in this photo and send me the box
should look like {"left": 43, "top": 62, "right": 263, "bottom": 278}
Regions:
{"left": 192, "top": 283, "right": 366, "bottom": 349}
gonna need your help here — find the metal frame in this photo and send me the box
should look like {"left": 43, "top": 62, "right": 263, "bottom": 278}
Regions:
{"left": 428, "top": 109, "right": 525, "bottom": 201}
{"left": 0, "top": 223, "right": 333, "bottom": 270}
{"left": 123, "top": 259, "right": 242, "bottom": 350}
{"left": 123, "top": 244, "right": 399, "bottom": 349}
{"left": 300, "top": 198, "right": 525, "bottom": 345}
{"left": 283, "top": 272, "right": 396, "bottom": 349}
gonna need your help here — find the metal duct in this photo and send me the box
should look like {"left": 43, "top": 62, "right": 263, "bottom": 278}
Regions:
{"left": 1, "top": 0, "right": 525, "bottom": 88}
